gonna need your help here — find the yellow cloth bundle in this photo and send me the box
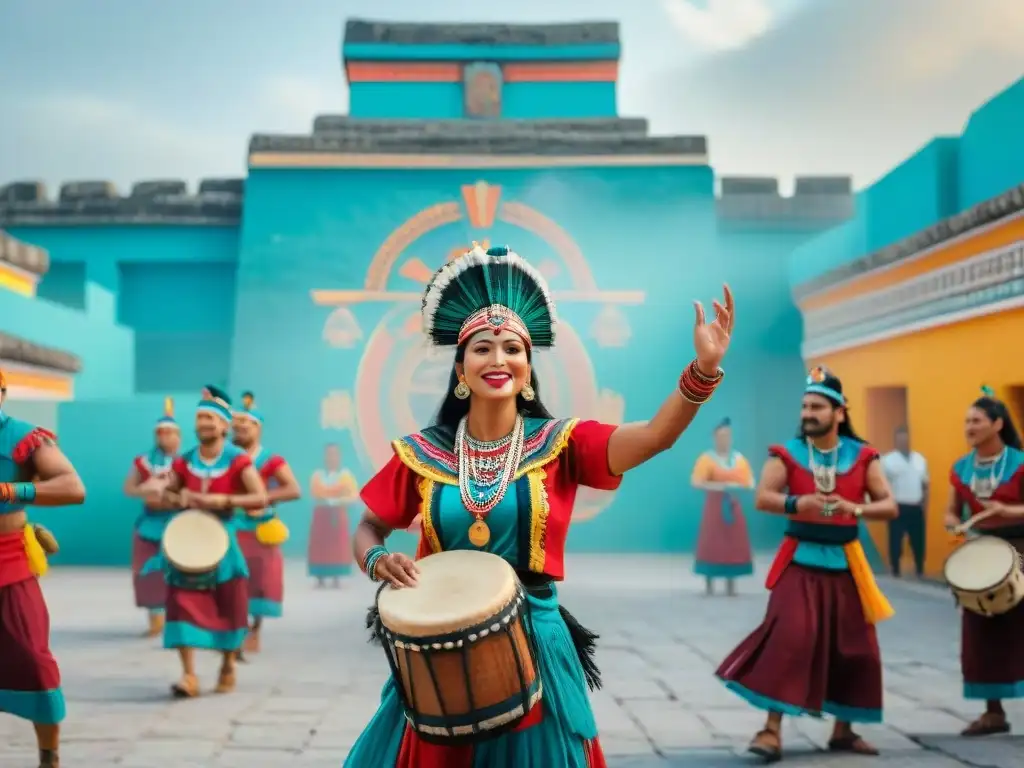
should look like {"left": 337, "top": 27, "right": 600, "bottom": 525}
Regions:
{"left": 843, "top": 540, "right": 895, "bottom": 624}
{"left": 23, "top": 524, "right": 50, "bottom": 577}
{"left": 256, "top": 516, "right": 289, "bottom": 546}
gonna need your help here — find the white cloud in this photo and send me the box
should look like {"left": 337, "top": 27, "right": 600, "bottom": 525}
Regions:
{"left": 256, "top": 75, "right": 349, "bottom": 133}
{"left": 660, "top": 0, "right": 773, "bottom": 51}
{"left": 644, "top": 0, "right": 1024, "bottom": 187}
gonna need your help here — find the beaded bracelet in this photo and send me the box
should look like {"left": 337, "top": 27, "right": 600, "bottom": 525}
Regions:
{"left": 362, "top": 545, "right": 389, "bottom": 582}
{"left": 0, "top": 482, "right": 35, "bottom": 504}
{"left": 678, "top": 360, "right": 724, "bottom": 404}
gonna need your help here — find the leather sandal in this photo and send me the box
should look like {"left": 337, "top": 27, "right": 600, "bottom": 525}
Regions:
{"left": 748, "top": 728, "right": 782, "bottom": 762}
{"left": 827, "top": 732, "right": 879, "bottom": 755}
{"left": 214, "top": 669, "right": 236, "bottom": 694}
{"left": 170, "top": 674, "right": 199, "bottom": 698}
{"left": 961, "top": 713, "right": 1011, "bottom": 737}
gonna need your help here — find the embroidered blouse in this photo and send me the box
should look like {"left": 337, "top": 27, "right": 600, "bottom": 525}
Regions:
{"left": 950, "top": 447, "right": 1024, "bottom": 534}
{"left": 360, "top": 418, "right": 621, "bottom": 580}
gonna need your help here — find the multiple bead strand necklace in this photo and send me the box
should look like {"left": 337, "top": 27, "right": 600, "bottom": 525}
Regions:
{"left": 456, "top": 414, "right": 525, "bottom": 547}
{"left": 806, "top": 439, "right": 839, "bottom": 516}
{"left": 970, "top": 448, "right": 1007, "bottom": 500}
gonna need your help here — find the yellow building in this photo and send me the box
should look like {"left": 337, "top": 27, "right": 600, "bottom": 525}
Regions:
{"left": 793, "top": 187, "right": 1024, "bottom": 576}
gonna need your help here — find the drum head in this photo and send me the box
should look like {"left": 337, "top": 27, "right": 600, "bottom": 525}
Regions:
{"left": 378, "top": 550, "right": 517, "bottom": 637}
{"left": 163, "top": 509, "right": 229, "bottom": 574}
{"left": 944, "top": 536, "right": 1016, "bottom": 591}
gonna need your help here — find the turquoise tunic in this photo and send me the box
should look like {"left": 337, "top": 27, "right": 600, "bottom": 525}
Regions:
{"left": 343, "top": 480, "right": 598, "bottom": 767}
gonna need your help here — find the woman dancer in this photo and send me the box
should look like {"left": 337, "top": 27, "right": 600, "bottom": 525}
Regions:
{"left": 307, "top": 443, "right": 356, "bottom": 586}
{"left": 692, "top": 417, "right": 754, "bottom": 596}
{"left": 123, "top": 398, "right": 180, "bottom": 637}
{"left": 343, "top": 243, "right": 734, "bottom": 767}
{"left": 946, "top": 387, "right": 1024, "bottom": 736}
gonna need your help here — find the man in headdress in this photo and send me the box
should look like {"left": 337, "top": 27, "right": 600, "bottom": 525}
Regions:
{"left": 716, "top": 367, "right": 898, "bottom": 761}
{"left": 0, "top": 367, "right": 86, "bottom": 767}
{"left": 231, "top": 391, "right": 300, "bottom": 657}
{"left": 151, "top": 385, "right": 267, "bottom": 697}
{"left": 123, "top": 398, "right": 181, "bottom": 637}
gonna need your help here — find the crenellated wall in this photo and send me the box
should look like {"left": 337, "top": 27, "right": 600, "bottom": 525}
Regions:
{"left": 1, "top": 177, "right": 244, "bottom": 394}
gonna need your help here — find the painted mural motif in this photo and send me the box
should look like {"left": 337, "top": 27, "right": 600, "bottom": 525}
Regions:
{"left": 464, "top": 63, "right": 503, "bottom": 119}
{"left": 315, "top": 181, "right": 643, "bottom": 523}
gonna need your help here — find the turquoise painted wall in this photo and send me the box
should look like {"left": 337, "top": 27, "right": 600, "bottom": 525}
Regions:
{"left": 348, "top": 82, "right": 616, "bottom": 119}
{"left": 788, "top": 76, "right": 1024, "bottom": 288}
{"left": 6, "top": 225, "right": 240, "bottom": 392}
{"left": 225, "top": 164, "right": 817, "bottom": 557}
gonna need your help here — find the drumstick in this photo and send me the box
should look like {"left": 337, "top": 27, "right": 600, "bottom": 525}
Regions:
{"left": 953, "top": 508, "right": 1000, "bottom": 535}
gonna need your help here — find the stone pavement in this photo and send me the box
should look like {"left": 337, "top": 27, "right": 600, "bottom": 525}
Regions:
{"left": 2, "top": 555, "right": 1023, "bottom": 767}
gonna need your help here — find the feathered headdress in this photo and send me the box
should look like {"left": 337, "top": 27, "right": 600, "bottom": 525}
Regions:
{"left": 234, "top": 390, "right": 264, "bottom": 425}
{"left": 197, "top": 384, "right": 232, "bottom": 423}
{"left": 421, "top": 243, "right": 557, "bottom": 348}
{"left": 156, "top": 396, "right": 179, "bottom": 431}
{"left": 805, "top": 365, "right": 846, "bottom": 405}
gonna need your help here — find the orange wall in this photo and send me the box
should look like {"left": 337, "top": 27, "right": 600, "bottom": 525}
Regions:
{"left": 815, "top": 306, "right": 1024, "bottom": 575}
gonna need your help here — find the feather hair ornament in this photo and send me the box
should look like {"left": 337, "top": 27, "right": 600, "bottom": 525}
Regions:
{"left": 421, "top": 243, "right": 557, "bottom": 348}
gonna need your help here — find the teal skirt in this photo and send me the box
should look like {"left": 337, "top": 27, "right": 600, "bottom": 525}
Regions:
{"left": 344, "top": 587, "right": 599, "bottom": 767}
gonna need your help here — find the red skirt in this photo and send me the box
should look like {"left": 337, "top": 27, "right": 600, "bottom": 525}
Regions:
{"left": 961, "top": 538, "right": 1024, "bottom": 699}
{"left": 164, "top": 578, "right": 249, "bottom": 651}
{"left": 131, "top": 535, "right": 166, "bottom": 610}
{"left": 237, "top": 530, "right": 284, "bottom": 617}
{"left": 694, "top": 491, "right": 753, "bottom": 578}
{"left": 307, "top": 505, "right": 352, "bottom": 577}
{"left": 0, "top": 530, "right": 63, "bottom": 722}
{"left": 716, "top": 563, "right": 883, "bottom": 721}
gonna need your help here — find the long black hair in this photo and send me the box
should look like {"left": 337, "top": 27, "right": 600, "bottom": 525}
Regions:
{"left": 971, "top": 395, "right": 1023, "bottom": 450}
{"left": 433, "top": 344, "right": 554, "bottom": 431}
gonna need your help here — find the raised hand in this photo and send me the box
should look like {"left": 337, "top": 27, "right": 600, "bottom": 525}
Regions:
{"left": 693, "top": 284, "right": 734, "bottom": 375}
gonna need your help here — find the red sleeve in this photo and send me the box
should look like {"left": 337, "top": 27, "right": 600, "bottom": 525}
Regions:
{"left": 360, "top": 455, "right": 421, "bottom": 530}
{"left": 262, "top": 455, "right": 286, "bottom": 479}
{"left": 568, "top": 420, "right": 622, "bottom": 491}
{"left": 859, "top": 445, "right": 880, "bottom": 464}
{"left": 12, "top": 427, "right": 57, "bottom": 464}
{"left": 171, "top": 456, "right": 188, "bottom": 480}
{"left": 230, "top": 452, "right": 253, "bottom": 473}
{"left": 133, "top": 456, "right": 151, "bottom": 481}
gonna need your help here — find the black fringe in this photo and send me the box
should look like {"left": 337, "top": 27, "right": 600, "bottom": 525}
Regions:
{"left": 557, "top": 604, "right": 602, "bottom": 691}
{"left": 365, "top": 583, "right": 386, "bottom": 645}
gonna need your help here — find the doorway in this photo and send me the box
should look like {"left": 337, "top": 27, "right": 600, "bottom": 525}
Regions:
{"left": 1006, "top": 385, "right": 1024, "bottom": 433}
{"left": 864, "top": 386, "right": 910, "bottom": 574}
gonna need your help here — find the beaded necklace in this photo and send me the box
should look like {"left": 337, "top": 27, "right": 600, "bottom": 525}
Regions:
{"left": 456, "top": 415, "right": 524, "bottom": 547}
{"left": 806, "top": 438, "right": 839, "bottom": 516}
{"left": 970, "top": 448, "right": 1007, "bottom": 500}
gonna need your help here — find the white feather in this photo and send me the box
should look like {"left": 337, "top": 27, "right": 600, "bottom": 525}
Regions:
{"left": 421, "top": 246, "right": 557, "bottom": 343}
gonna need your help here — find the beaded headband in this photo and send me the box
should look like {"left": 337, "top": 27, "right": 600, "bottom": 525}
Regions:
{"left": 457, "top": 304, "right": 532, "bottom": 348}
{"left": 805, "top": 366, "right": 845, "bottom": 405}
{"left": 197, "top": 387, "right": 232, "bottom": 423}
{"left": 156, "top": 396, "right": 179, "bottom": 432}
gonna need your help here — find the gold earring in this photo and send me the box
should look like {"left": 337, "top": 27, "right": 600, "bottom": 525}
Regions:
{"left": 454, "top": 379, "right": 471, "bottom": 400}
{"left": 521, "top": 383, "right": 535, "bottom": 402}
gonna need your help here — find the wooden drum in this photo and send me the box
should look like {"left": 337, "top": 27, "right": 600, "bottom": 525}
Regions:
{"left": 162, "top": 509, "right": 229, "bottom": 589}
{"left": 376, "top": 550, "right": 542, "bottom": 744}
{"left": 944, "top": 535, "right": 1024, "bottom": 617}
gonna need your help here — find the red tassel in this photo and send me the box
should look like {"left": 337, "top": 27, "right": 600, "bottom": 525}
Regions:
{"left": 12, "top": 427, "right": 57, "bottom": 465}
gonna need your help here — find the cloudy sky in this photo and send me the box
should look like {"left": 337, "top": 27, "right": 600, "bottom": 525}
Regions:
{"left": 1, "top": 0, "right": 1021, "bottom": 194}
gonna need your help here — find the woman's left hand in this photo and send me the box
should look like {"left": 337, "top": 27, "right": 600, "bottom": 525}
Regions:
{"left": 693, "top": 284, "right": 735, "bottom": 375}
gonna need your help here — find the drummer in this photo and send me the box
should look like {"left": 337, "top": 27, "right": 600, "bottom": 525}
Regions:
{"left": 0, "top": 367, "right": 86, "bottom": 768}
{"left": 123, "top": 397, "right": 181, "bottom": 637}
{"left": 946, "top": 387, "right": 1024, "bottom": 736}
{"left": 150, "top": 385, "right": 268, "bottom": 698}
{"left": 232, "top": 391, "right": 301, "bottom": 657}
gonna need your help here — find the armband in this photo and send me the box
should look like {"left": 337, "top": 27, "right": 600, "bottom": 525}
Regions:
{"left": 784, "top": 495, "right": 799, "bottom": 516}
